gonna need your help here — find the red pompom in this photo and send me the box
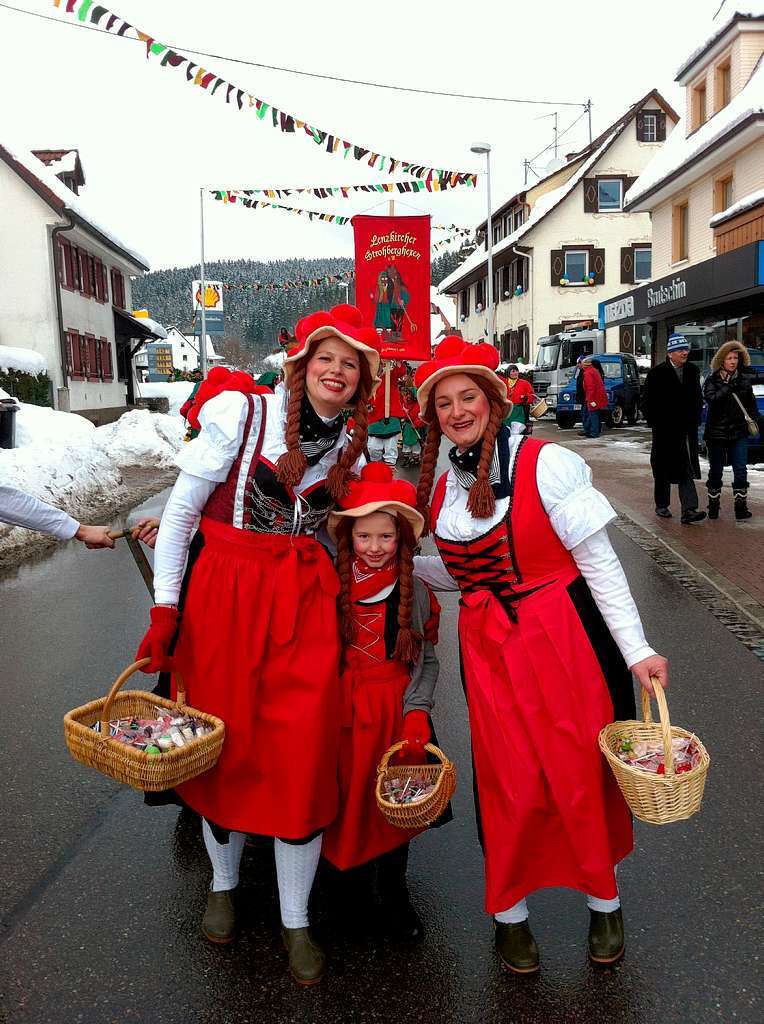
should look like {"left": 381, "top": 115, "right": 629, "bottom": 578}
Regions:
{"left": 471, "top": 343, "right": 500, "bottom": 371}
{"left": 331, "top": 303, "right": 364, "bottom": 327}
{"left": 207, "top": 366, "right": 230, "bottom": 384}
{"left": 434, "top": 336, "right": 466, "bottom": 359}
{"left": 294, "top": 310, "right": 332, "bottom": 345}
{"left": 360, "top": 462, "right": 394, "bottom": 484}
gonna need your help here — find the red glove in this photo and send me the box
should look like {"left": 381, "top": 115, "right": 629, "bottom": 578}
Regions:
{"left": 393, "top": 710, "right": 431, "bottom": 765}
{"left": 135, "top": 605, "right": 178, "bottom": 673}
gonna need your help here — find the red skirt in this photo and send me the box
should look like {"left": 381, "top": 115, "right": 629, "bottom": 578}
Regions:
{"left": 173, "top": 518, "right": 342, "bottom": 839}
{"left": 322, "top": 659, "right": 421, "bottom": 870}
{"left": 458, "top": 567, "right": 633, "bottom": 914}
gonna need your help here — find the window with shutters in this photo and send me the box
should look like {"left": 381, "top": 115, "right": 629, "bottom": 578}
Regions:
{"left": 84, "top": 334, "right": 99, "bottom": 382}
{"left": 564, "top": 250, "right": 588, "bottom": 284}
{"left": 66, "top": 330, "right": 85, "bottom": 381}
{"left": 634, "top": 247, "right": 652, "bottom": 281}
{"left": 99, "top": 338, "right": 114, "bottom": 381}
{"left": 58, "top": 239, "right": 76, "bottom": 290}
{"left": 598, "top": 179, "right": 623, "bottom": 211}
{"left": 642, "top": 114, "right": 657, "bottom": 142}
{"left": 672, "top": 201, "right": 689, "bottom": 262}
{"left": 111, "top": 268, "right": 126, "bottom": 309}
{"left": 715, "top": 58, "right": 731, "bottom": 112}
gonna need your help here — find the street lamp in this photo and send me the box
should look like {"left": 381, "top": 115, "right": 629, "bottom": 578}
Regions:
{"left": 471, "top": 142, "right": 494, "bottom": 346}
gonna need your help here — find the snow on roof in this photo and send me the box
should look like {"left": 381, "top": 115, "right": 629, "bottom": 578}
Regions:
{"left": 130, "top": 316, "right": 167, "bottom": 339}
{"left": 0, "top": 345, "right": 48, "bottom": 375}
{"left": 626, "top": 58, "right": 764, "bottom": 209}
{"left": 709, "top": 185, "right": 764, "bottom": 226}
{"left": 676, "top": 5, "right": 764, "bottom": 81}
{"left": 438, "top": 132, "right": 617, "bottom": 294}
{"left": 33, "top": 149, "right": 79, "bottom": 177}
{"left": 0, "top": 142, "right": 149, "bottom": 271}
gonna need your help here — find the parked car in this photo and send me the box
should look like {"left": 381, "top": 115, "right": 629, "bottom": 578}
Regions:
{"left": 556, "top": 353, "right": 641, "bottom": 429}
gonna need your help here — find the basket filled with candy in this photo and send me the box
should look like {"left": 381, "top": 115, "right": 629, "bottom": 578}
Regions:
{"left": 598, "top": 681, "right": 709, "bottom": 824}
{"left": 375, "top": 741, "right": 456, "bottom": 830}
{"left": 64, "top": 659, "right": 224, "bottom": 792}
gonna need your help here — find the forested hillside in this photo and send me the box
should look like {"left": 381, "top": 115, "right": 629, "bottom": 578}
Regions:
{"left": 132, "top": 247, "right": 474, "bottom": 361}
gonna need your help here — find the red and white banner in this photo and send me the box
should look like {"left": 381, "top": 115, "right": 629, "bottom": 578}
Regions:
{"left": 352, "top": 215, "right": 431, "bottom": 361}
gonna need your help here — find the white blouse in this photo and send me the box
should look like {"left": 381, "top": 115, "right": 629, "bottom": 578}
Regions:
{"left": 413, "top": 437, "right": 655, "bottom": 669}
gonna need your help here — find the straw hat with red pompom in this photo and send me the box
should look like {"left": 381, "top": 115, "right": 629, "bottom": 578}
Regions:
{"left": 186, "top": 367, "right": 269, "bottom": 431}
{"left": 284, "top": 304, "right": 381, "bottom": 383}
{"left": 413, "top": 336, "right": 511, "bottom": 421}
{"left": 328, "top": 462, "right": 425, "bottom": 541}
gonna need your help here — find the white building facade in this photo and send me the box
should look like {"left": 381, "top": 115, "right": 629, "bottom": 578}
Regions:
{"left": 439, "top": 91, "right": 678, "bottom": 364}
{"left": 0, "top": 144, "right": 159, "bottom": 422}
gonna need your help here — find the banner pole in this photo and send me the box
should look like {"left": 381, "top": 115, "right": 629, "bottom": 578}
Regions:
{"left": 199, "top": 187, "right": 208, "bottom": 379}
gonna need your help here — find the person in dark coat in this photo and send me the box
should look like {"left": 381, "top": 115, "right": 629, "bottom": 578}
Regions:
{"left": 703, "top": 340, "right": 759, "bottom": 521}
{"left": 642, "top": 334, "right": 706, "bottom": 524}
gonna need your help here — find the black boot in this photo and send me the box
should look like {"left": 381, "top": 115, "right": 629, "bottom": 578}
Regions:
{"left": 707, "top": 489, "right": 721, "bottom": 519}
{"left": 588, "top": 908, "right": 625, "bottom": 964}
{"left": 734, "top": 490, "right": 753, "bottom": 520}
{"left": 375, "top": 844, "right": 424, "bottom": 942}
{"left": 495, "top": 919, "right": 540, "bottom": 973}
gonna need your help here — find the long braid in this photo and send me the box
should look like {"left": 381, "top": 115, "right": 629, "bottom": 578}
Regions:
{"left": 466, "top": 376, "right": 505, "bottom": 520}
{"left": 275, "top": 360, "right": 308, "bottom": 487}
{"left": 415, "top": 406, "right": 442, "bottom": 537}
{"left": 335, "top": 522, "right": 356, "bottom": 653}
{"left": 393, "top": 517, "right": 422, "bottom": 665}
{"left": 326, "top": 363, "right": 372, "bottom": 503}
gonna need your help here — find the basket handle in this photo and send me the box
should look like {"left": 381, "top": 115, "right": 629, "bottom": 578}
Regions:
{"left": 376, "top": 741, "right": 453, "bottom": 776}
{"left": 640, "top": 677, "right": 674, "bottom": 776}
{"left": 99, "top": 658, "right": 187, "bottom": 737}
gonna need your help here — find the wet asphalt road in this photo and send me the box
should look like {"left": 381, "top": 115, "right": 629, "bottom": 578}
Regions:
{"left": 0, "top": 482, "right": 762, "bottom": 1024}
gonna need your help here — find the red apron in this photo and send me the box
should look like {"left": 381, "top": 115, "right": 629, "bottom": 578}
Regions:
{"left": 432, "top": 438, "right": 632, "bottom": 913}
{"left": 322, "top": 653, "right": 421, "bottom": 870}
{"left": 172, "top": 519, "right": 342, "bottom": 839}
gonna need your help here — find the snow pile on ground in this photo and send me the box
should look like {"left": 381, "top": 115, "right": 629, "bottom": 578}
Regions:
{"left": 0, "top": 345, "right": 47, "bottom": 375}
{"left": 14, "top": 402, "right": 95, "bottom": 447}
{"left": 136, "top": 381, "right": 195, "bottom": 417}
{"left": 0, "top": 409, "right": 183, "bottom": 565}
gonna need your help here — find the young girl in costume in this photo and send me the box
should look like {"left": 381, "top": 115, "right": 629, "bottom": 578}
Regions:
{"left": 322, "top": 463, "right": 442, "bottom": 940}
{"left": 136, "top": 305, "right": 380, "bottom": 986}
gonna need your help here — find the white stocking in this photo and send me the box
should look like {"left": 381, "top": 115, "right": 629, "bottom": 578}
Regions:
{"left": 274, "top": 834, "right": 322, "bottom": 929}
{"left": 586, "top": 864, "right": 620, "bottom": 912}
{"left": 202, "top": 820, "right": 246, "bottom": 892}
{"left": 494, "top": 898, "right": 529, "bottom": 924}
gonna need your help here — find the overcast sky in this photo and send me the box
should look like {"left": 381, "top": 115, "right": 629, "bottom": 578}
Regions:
{"left": 1, "top": 0, "right": 726, "bottom": 273}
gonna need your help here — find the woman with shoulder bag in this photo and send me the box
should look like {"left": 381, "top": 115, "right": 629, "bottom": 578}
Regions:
{"left": 703, "top": 341, "right": 759, "bottom": 521}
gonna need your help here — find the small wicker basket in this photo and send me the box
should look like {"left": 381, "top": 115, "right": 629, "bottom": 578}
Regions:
{"left": 63, "top": 658, "right": 225, "bottom": 792}
{"left": 598, "top": 683, "right": 709, "bottom": 825}
{"left": 375, "top": 741, "right": 456, "bottom": 830}
{"left": 529, "top": 397, "right": 548, "bottom": 419}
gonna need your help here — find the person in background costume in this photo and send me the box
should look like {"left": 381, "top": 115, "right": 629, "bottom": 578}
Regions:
{"left": 135, "top": 304, "right": 380, "bottom": 986}
{"left": 322, "top": 463, "right": 443, "bottom": 941}
{"left": 581, "top": 358, "right": 608, "bottom": 439}
{"left": 401, "top": 387, "right": 424, "bottom": 466}
{"left": 502, "top": 365, "right": 533, "bottom": 436}
{"left": 367, "top": 362, "right": 406, "bottom": 467}
{"left": 411, "top": 337, "right": 668, "bottom": 973}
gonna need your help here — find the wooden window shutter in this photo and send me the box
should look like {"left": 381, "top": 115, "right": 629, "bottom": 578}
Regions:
{"left": 619, "top": 325, "right": 634, "bottom": 353}
{"left": 69, "top": 331, "right": 85, "bottom": 380}
{"left": 592, "top": 248, "right": 606, "bottom": 285}
{"left": 86, "top": 334, "right": 99, "bottom": 381}
{"left": 657, "top": 111, "right": 667, "bottom": 141}
{"left": 583, "top": 178, "right": 598, "bottom": 213}
{"left": 550, "top": 249, "right": 565, "bottom": 286}
{"left": 102, "top": 263, "right": 110, "bottom": 303}
{"left": 71, "top": 246, "right": 81, "bottom": 291}
{"left": 636, "top": 111, "right": 645, "bottom": 141}
{"left": 620, "top": 247, "right": 634, "bottom": 284}
{"left": 65, "top": 331, "right": 73, "bottom": 375}
{"left": 100, "top": 339, "right": 114, "bottom": 381}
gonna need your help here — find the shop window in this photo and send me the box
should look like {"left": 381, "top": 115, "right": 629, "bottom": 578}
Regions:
{"left": 714, "top": 174, "right": 733, "bottom": 214}
{"left": 564, "top": 250, "right": 588, "bottom": 283}
{"left": 692, "top": 82, "right": 707, "bottom": 130}
{"left": 633, "top": 247, "right": 652, "bottom": 281}
{"left": 715, "top": 58, "right": 731, "bottom": 112}
{"left": 598, "top": 179, "right": 623, "bottom": 211}
{"left": 672, "top": 201, "right": 689, "bottom": 262}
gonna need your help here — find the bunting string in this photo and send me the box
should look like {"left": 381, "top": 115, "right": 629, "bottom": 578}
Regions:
{"left": 53, "top": 1, "right": 479, "bottom": 187}
{"left": 220, "top": 178, "right": 476, "bottom": 199}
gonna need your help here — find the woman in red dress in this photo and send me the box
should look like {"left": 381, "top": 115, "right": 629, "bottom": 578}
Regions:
{"left": 135, "top": 305, "right": 380, "bottom": 985}
{"left": 412, "top": 337, "right": 668, "bottom": 973}
{"left": 322, "top": 463, "right": 443, "bottom": 940}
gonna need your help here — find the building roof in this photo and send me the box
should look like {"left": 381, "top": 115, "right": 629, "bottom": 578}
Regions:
{"left": 676, "top": 6, "right": 764, "bottom": 83}
{"left": 0, "top": 142, "right": 149, "bottom": 271}
{"left": 625, "top": 56, "right": 764, "bottom": 211}
{"left": 441, "top": 90, "right": 677, "bottom": 294}
{"left": 31, "top": 148, "right": 86, "bottom": 189}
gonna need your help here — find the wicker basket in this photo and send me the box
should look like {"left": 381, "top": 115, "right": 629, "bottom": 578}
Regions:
{"left": 598, "top": 683, "right": 709, "bottom": 824}
{"left": 63, "top": 658, "right": 225, "bottom": 792}
{"left": 375, "top": 741, "right": 456, "bottom": 830}
{"left": 529, "top": 397, "right": 548, "bottom": 419}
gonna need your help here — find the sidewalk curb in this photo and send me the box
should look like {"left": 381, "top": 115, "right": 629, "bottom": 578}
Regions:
{"left": 612, "top": 499, "right": 764, "bottom": 633}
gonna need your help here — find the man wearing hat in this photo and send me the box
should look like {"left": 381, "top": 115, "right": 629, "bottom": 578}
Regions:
{"left": 642, "top": 334, "right": 706, "bottom": 524}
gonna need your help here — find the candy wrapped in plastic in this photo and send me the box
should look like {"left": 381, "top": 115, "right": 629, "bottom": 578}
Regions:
{"left": 616, "top": 734, "right": 701, "bottom": 775}
{"left": 91, "top": 712, "right": 213, "bottom": 752}
{"left": 382, "top": 773, "right": 436, "bottom": 806}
